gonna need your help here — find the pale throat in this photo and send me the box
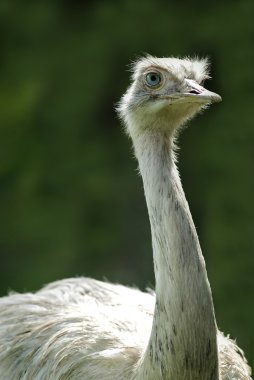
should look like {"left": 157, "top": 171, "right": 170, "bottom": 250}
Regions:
{"left": 131, "top": 127, "right": 219, "bottom": 379}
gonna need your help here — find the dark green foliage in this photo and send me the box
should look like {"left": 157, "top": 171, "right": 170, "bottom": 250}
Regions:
{"left": 0, "top": 0, "right": 253, "bottom": 368}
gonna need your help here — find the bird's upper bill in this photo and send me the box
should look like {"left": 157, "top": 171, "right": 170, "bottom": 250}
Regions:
{"left": 166, "top": 77, "right": 222, "bottom": 104}
{"left": 117, "top": 56, "right": 221, "bottom": 133}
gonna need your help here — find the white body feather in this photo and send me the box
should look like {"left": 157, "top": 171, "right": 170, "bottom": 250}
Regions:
{"left": 0, "top": 278, "right": 251, "bottom": 379}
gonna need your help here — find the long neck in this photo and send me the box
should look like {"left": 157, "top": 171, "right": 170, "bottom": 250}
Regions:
{"left": 133, "top": 130, "right": 219, "bottom": 380}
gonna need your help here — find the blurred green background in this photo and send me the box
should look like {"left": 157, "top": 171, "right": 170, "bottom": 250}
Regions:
{"left": 0, "top": 0, "right": 253, "bottom": 368}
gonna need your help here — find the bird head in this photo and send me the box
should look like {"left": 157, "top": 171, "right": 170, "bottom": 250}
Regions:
{"left": 117, "top": 56, "right": 221, "bottom": 137}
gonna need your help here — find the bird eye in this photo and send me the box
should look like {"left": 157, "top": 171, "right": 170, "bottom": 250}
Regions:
{"left": 145, "top": 72, "right": 162, "bottom": 87}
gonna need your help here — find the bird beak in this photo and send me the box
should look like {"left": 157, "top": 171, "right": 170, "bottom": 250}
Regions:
{"left": 179, "top": 79, "right": 222, "bottom": 104}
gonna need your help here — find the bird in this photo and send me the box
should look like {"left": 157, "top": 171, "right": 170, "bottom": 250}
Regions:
{"left": 0, "top": 55, "right": 252, "bottom": 380}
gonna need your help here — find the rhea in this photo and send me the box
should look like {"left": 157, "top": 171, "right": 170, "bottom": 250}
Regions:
{"left": 0, "top": 56, "right": 251, "bottom": 380}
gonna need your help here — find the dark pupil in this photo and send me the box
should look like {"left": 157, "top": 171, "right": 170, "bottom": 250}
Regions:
{"left": 146, "top": 72, "right": 160, "bottom": 86}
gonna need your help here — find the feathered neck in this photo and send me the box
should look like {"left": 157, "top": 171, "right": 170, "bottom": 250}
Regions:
{"left": 131, "top": 129, "right": 219, "bottom": 380}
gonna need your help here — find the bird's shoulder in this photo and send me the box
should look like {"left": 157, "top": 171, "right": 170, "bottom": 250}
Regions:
{"left": 218, "top": 331, "right": 252, "bottom": 380}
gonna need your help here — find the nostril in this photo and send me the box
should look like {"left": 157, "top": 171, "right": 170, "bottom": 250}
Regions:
{"left": 189, "top": 89, "right": 200, "bottom": 94}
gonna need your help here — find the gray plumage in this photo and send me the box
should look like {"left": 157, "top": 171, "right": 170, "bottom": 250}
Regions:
{"left": 0, "top": 56, "right": 252, "bottom": 379}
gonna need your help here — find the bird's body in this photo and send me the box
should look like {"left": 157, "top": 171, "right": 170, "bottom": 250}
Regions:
{"left": 0, "top": 278, "right": 153, "bottom": 379}
{"left": 0, "top": 56, "right": 252, "bottom": 379}
{"left": 0, "top": 278, "right": 251, "bottom": 379}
